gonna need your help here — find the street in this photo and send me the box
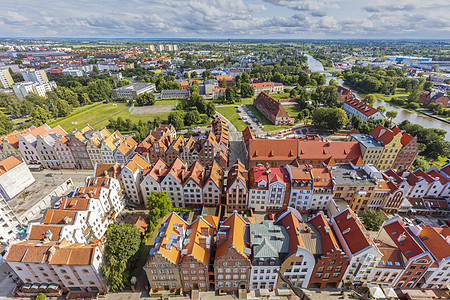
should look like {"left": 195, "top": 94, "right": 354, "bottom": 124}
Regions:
{"left": 215, "top": 112, "right": 247, "bottom": 169}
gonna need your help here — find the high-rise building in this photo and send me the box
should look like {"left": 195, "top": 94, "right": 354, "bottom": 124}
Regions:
{"left": 0, "top": 68, "right": 14, "bottom": 88}
{"left": 21, "top": 69, "right": 49, "bottom": 83}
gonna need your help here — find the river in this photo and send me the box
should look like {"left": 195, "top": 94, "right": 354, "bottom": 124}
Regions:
{"left": 305, "top": 54, "right": 450, "bottom": 141}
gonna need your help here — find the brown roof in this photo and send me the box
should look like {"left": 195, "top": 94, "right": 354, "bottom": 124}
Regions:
{"left": 254, "top": 92, "right": 289, "bottom": 122}
{"left": 147, "top": 158, "right": 170, "bottom": 183}
{"left": 28, "top": 224, "right": 64, "bottom": 241}
{"left": 183, "top": 161, "right": 204, "bottom": 188}
{"left": 43, "top": 210, "right": 78, "bottom": 225}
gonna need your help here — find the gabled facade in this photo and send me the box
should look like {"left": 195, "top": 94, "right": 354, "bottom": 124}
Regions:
{"left": 214, "top": 212, "right": 251, "bottom": 291}
{"left": 202, "top": 161, "right": 224, "bottom": 206}
{"left": 226, "top": 160, "right": 248, "bottom": 212}
{"left": 331, "top": 208, "right": 382, "bottom": 287}
{"left": 308, "top": 213, "right": 349, "bottom": 289}
{"left": 121, "top": 154, "right": 151, "bottom": 204}
{"left": 275, "top": 209, "right": 316, "bottom": 289}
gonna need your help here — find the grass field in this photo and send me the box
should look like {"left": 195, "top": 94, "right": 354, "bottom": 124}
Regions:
{"left": 154, "top": 99, "right": 179, "bottom": 106}
{"left": 284, "top": 105, "right": 301, "bottom": 118}
{"left": 216, "top": 106, "right": 247, "bottom": 131}
{"left": 245, "top": 105, "right": 291, "bottom": 132}
{"left": 49, "top": 102, "right": 172, "bottom": 131}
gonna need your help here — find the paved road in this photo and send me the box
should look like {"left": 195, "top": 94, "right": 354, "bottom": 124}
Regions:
{"left": 238, "top": 104, "right": 266, "bottom": 138}
{"left": 215, "top": 112, "right": 247, "bottom": 170}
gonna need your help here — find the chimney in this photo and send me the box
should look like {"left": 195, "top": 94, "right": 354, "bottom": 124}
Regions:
{"left": 398, "top": 233, "right": 407, "bottom": 243}
{"left": 217, "top": 231, "right": 227, "bottom": 248}
{"left": 200, "top": 227, "right": 209, "bottom": 236}
{"left": 199, "top": 237, "right": 208, "bottom": 249}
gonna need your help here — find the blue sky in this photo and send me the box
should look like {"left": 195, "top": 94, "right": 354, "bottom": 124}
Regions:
{"left": 0, "top": 0, "right": 449, "bottom": 39}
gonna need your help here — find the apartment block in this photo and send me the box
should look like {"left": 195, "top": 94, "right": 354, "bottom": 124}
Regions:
{"left": 21, "top": 69, "right": 49, "bottom": 83}
{"left": 121, "top": 154, "right": 150, "bottom": 204}
{"left": 226, "top": 160, "right": 248, "bottom": 212}
{"left": 13, "top": 81, "right": 57, "bottom": 99}
{"left": 0, "top": 68, "right": 14, "bottom": 88}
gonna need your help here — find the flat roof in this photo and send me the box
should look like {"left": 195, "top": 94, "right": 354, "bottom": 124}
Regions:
{"left": 351, "top": 134, "right": 383, "bottom": 148}
{"left": 114, "top": 82, "right": 154, "bottom": 91}
{"left": 7, "top": 174, "right": 72, "bottom": 222}
{"left": 331, "top": 164, "right": 377, "bottom": 187}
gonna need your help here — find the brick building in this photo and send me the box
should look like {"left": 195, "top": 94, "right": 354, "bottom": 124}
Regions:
{"left": 253, "top": 92, "right": 292, "bottom": 125}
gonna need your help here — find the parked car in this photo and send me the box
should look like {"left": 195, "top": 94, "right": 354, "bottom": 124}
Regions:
{"left": 268, "top": 213, "right": 274, "bottom": 220}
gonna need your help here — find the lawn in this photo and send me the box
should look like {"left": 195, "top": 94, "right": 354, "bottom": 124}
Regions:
{"left": 216, "top": 106, "right": 247, "bottom": 131}
{"left": 283, "top": 105, "right": 301, "bottom": 118}
{"left": 270, "top": 92, "right": 292, "bottom": 100}
{"left": 245, "top": 105, "right": 291, "bottom": 132}
{"left": 49, "top": 102, "right": 127, "bottom": 131}
{"left": 49, "top": 102, "right": 172, "bottom": 131}
{"left": 154, "top": 99, "right": 179, "bottom": 106}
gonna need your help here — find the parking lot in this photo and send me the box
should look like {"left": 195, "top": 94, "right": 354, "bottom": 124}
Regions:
{"left": 234, "top": 105, "right": 265, "bottom": 137}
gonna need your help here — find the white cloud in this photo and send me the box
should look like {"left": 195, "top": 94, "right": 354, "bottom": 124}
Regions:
{"left": 0, "top": 0, "right": 447, "bottom": 38}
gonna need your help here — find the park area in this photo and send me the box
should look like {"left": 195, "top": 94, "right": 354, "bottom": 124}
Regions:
{"left": 49, "top": 102, "right": 172, "bottom": 131}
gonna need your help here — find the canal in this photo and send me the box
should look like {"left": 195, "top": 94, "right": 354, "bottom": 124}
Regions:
{"left": 305, "top": 54, "right": 450, "bottom": 141}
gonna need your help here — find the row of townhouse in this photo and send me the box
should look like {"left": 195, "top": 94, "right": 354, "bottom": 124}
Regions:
{"left": 135, "top": 122, "right": 228, "bottom": 170}
{"left": 144, "top": 200, "right": 450, "bottom": 294}
{"left": 4, "top": 175, "right": 125, "bottom": 296}
{"left": 385, "top": 163, "right": 450, "bottom": 200}
{"left": 247, "top": 157, "right": 406, "bottom": 214}
{"left": 0, "top": 124, "right": 137, "bottom": 170}
{"left": 243, "top": 123, "right": 418, "bottom": 172}
{"left": 139, "top": 158, "right": 225, "bottom": 208}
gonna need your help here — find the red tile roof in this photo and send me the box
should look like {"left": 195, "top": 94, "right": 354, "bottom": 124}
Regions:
{"left": 334, "top": 208, "right": 373, "bottom": 255}
{"left": 310, "top": 213, "right": 341, "bottom": 254}
{"left": 0, "top": 156, "right": 23, "bottom": 175}
{"left": 418, "top": 225, "right": 450, "bottom": 261}
{"left": 383, "top": 219, "right": 425, "bottom": 259}
{"left": 344, "top": 97, "right": 381, "bottom": 117}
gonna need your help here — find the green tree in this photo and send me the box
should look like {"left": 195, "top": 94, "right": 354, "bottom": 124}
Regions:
{"left": 242, "top": 72, "right": 250, "bottom": 83}
{"left": 36, "top": 293, "right": 47, "bottom": 300}
{"left": 312, "top": 107, "right": 348, "bottom": 131}
{"left": 350, "top": 115, "right": 363, "bottom": 130}
{"left": 32, "top": 105, "right": 51, "bottom": 126}
{"left": 205, "top": 102, "right": 216, "bottom": 118}
{"left": 423, "top": 81, "right": 434, "bottom": 92}
{"left": 225, "top": 87, "right": 239, "bottom": 104}
{"left": 240, "top": 83, "right": 255, "bottom": 98}
{"left": 136, "top": 92, "right": 155, "bottom": 106}
{"left": 147, "top": 192, "right": 173, "bottom": 226}
{"left": 55, "top": 99, "right": 73, "bottom": 117}
{"left": 0, "top": 111, "right": 13, "bottom": 135}
{"left": 407, "top": 88, "right": 420, "bottom": 103}
{"left": 220, "top": 78, "right": 227, "bottom": 88}
{"left": 184, "top": 110, "right": 200, "bottom": 126}
{"left": 425, "top": 139, "right": 450, "bottom": 159}
{"left": 189, "top": 81, "right": 200, "bottom": 94}
{"left": 363, "top": 94, "right": 376, "bottom": 107}
{"left": 102, "top": 224, "right": 141, "bottom": 291}
{"left": 386, "top": 110, "right": 398, "bottom": 121}
{"left": 377, "top": 105, "right": 386, "bottom": 114}
{"left": 168, "top": 112, "right": 184, "bottom": 130}
{"left": 360, "top": 209, "right": 387, "bottom": 231}
{"left": 191, "top": 71, "right": 197, "bottom": 78}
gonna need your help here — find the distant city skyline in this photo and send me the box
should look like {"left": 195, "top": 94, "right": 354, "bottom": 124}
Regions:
{"left": 0, "top": 0, "right": 449, "bottom": 39}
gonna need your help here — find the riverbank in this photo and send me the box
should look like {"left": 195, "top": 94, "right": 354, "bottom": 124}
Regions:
{"left": 416, "top": 109, "right": 450, "bottom": 125}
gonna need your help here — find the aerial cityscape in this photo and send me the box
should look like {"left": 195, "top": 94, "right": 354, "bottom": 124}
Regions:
{"left": 0, "top": 2, "right": 450, "bottom": 300}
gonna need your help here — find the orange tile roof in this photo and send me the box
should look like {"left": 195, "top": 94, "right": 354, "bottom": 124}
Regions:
{"left": 151, "top": 212, "right": 188, "bottom": 264}
{"left": 311, "top": 168, "right": 333, "bottom": 188}
{"left": 183, "top": 161, "right": 204, "bottom": 188}
{"left": 215, "top": 212, "right": 249, "bottom": 260}
{"left": 43, "top": 209, "right": 78, "bottom": 225}
{"left": 216, "top": 75, "right": 233, "bottom": 80}
{"left": 181, "top": 216, "right": 218, "bottom": 265}
{"left": 167, "top": 157, "right": 187, "bottom": 184}
{"left": 5, "top": 240, "right": 58, "bottom": 263}
{"left": 418, "top": 224, "right": 450, "bottom": 261}
{"left": 205, "top": 160, "right": 224, "bottom": 189}
{"left": 250, "top": 139, "right": 361, "bottom": 163}
{"left": 227, "top": 160, "right": 247, "bottom": 189}
{"left": 28, "top": 224, "right": 64, "bottom": 241}
{"left": 0, "top": 156, "right": 23, "bottom": 175}
{"left": 148, "top": 158, "right": 170, "bottom": 183}
{"left": 60, "top": 197, "right": 90, "bottom": 210}
{"left": 76, "top": 186, "right": 102, "bottom": 199}
{"left": 49, "top": 243, "right": 96, "bottom": 265}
